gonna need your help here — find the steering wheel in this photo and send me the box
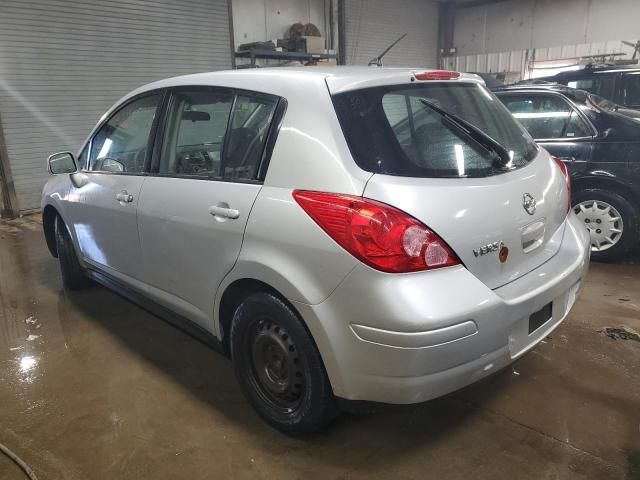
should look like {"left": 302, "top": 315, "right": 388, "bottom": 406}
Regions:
{"left": 98, "top": 157, "right": 125, "bottom": 173}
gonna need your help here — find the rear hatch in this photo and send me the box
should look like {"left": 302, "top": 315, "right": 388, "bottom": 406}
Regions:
{"left": 363, "top": 155, "right": 567, "bottom": 289}
{"left": 331, "top": 73, "right": 569, "bottom": 289}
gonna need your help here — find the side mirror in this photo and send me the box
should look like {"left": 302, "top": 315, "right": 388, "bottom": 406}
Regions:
{"left": 47, "top": 152, "right": 78, "bottom": 175}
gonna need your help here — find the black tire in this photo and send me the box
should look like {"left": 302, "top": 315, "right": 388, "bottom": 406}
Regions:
{"left": 572, "top": 188, "right": 639, "bottom": 261}
{"left": 230, "top": 291, "right": 337, "bottom": 434}
{"left": 54, "top": 215, "right": 91, "bottom": 290}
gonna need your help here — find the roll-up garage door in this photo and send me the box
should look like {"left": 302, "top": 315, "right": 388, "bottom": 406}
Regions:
{"left": 0, "top": 0, "right": 232, "bottom": 212}
{"left": 344, "top": 0, "right": 438, "bottom": 68}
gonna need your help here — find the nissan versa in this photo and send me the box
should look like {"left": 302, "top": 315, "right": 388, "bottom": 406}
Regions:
{"left": 42, "top": 68, "right": 591, "bottom": 434}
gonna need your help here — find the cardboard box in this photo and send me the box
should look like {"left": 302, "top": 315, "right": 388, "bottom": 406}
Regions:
{"left": 300, "top": 36, "right": 325, "bottom": 54}
{"left": 278, "top": 37, "right": 307, "bottom": 53}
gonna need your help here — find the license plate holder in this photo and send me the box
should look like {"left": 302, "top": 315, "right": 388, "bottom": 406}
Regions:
{"left": 528, "top": 302, "right": 552, "bottom": 334}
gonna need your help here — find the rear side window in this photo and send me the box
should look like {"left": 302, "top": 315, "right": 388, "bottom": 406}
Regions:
{"left": 158, "top": 88, "right": 278, "bottom": 181}
{"left": 500, "top": 93, "right": 591, "bottom": 139}
{"left": 620, "top": 73, "right": 640, "bottom": 107}
{"left": 159, "top": 89, "right": 233, "bottom": 177}
{"left": 567, "top": 79, "right": 594, "bottom": 91}
{"left": 567, "top": 75, "right": 615, "bottom": 100}
{"left": 225, "top": 94, "right": 278, "bottom": 180}
{"left": 332, "top": 82, "right": 538, "bottom": 178}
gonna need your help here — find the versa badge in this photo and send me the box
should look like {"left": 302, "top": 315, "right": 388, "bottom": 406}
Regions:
{"left": 473, "top": 241, "right": 505, "bottom": 258}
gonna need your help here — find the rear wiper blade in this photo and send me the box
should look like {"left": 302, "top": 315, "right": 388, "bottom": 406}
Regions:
{"left": 418, "top": 98, "right": 512, "bottom": 166}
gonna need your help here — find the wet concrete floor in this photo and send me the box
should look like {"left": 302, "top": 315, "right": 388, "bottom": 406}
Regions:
{"left": 0, "top": 215, "right": 639, "bottom": 479}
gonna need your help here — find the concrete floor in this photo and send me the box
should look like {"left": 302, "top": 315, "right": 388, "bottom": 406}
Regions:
{"left": 0, "top": 215, "right": 638, "bottom": 480}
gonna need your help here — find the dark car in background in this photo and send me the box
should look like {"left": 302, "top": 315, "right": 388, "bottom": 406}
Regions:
{"left": 493, "top": 84, "right": 640, "bottom": 261}
{"left": 525, "top": 66, "right": 640, "bottom": 112}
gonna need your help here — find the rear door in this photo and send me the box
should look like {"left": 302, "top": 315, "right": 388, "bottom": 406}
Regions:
{"left": 66, "top": 92, "right": 163, "bottom": 284}
{"left": 137, "top": 87, "right": 280, "bottom": 328}
{"left": 497, "top": 91, "right": 594, "bottom": 166}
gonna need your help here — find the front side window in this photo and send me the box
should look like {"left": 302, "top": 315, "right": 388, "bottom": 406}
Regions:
{"left": 89, "top": 94, "right": 161, "bottom": 173}
{"left": 159, "top": 88, "right": 278, "bottom": 180}
{"left": 500, "top": 94, "right": 591, "bottom": 139}
{"left": 333, "top": 82, "right": 538, "bottom": 178}
{"left": 77, "top": 146, "right": 88, "bottom": 170}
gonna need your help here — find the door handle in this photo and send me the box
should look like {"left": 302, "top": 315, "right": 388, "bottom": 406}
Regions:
{"left": 116, "top": 191, "right": 134, "bottom": 203}
{"left": 209, "top": 204, "right": 240, "bottom": 220}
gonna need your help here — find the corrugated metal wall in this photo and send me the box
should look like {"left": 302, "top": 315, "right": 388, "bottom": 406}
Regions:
{"left": 344, "top": 0, "right": 438, "bottom": 68}
{"left": 453, "top": 0, "right": 640, "bottom": 57}
{"left": 0, "top": 0, "right": 232, "bottom": 212}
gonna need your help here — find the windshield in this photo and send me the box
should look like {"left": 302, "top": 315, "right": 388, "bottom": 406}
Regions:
{"left": 332, "top": 82, "right": 538, "bottom": 178}
{"left": 419, "top": 98, "right": 512, "bottom": 164}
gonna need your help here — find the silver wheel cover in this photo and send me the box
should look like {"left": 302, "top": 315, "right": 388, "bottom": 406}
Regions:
{"left": 574, "top": 200, "right": 624, "bottom": 252}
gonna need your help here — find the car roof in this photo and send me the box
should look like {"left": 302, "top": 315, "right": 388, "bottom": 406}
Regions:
{"left": 469, "top": 72, "right": 505, "bottom": 88}
{"left": 492, "top": 83, "right": 590, "bottom": 104}
{"left": 124, "top": 66, "right": 483, "bottom": 100}
{"left": 561, "top": 65, "right": 640, "bottom": 75}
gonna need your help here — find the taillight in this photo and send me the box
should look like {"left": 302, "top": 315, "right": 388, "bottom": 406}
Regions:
{"left": 292, "top": 191, "right": 460, "bottom": 273}
{"left": 552, "top": 156, "right": 572, "bottom": 212}
{"left": 414, "top": 70, "right": 461, "bottom": 81}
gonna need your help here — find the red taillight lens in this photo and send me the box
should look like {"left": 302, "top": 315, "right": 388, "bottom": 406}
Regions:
{"left": 414, "top": 70, "right": 461, "bottom": 81}
{"left": 552, "top": 156, "right": 572, "bottom": 212}
{"left": 292, "top": 191, "right": 460, "bottom": 273}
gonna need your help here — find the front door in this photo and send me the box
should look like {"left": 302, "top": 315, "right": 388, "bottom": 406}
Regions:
{"left": 137, "top": 87, "right": 280, "bottom": 329}
{"left": 67, "top": 92, "right": 163, "bottom": 285}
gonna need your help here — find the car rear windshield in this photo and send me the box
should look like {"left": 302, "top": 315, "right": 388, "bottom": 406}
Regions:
{"left": 332, "top": 82, "right": 538, "bottom": 178}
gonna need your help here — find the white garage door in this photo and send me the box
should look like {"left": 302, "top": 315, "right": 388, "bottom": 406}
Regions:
{"left": 0, "top": 0, "right": 232, "bottom": 212}
{"left": 344, "top": 0, "right": 439, "bottom": 68}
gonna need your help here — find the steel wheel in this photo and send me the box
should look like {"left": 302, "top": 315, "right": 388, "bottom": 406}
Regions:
{"left": 231, "top": 291, "right": 337, "bottom": 433}
{"left": 574, "top": 200, "right": 624, "bottom": 252}
{"left": 247, "top": 319, "right": 305, "bottom": 413}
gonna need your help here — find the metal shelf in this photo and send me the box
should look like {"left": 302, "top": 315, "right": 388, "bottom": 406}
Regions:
{"left": 234, "top": 49, "right": 337, "bottom": 67}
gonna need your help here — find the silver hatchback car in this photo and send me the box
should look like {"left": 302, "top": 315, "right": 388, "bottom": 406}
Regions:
{"left": 42, "top": 67, "right": 591, "bottom": 434}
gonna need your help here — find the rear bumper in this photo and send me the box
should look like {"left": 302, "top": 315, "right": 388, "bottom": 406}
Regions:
{"left": 295, "top": 213, "right": 591, "bottom": 404}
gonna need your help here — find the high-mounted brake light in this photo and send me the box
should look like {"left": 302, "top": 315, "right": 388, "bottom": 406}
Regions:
{"left": 414, "top": 70, "right": 461, "bottom": 81}
{"left": 292, "top": 191, "right": 460, "bottom": 273}
{"left": 552, "top": 156, "right": 572, "bottom": 213}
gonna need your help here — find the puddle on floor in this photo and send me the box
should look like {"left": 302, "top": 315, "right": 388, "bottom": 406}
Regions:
{"left": 600, "top": 326, "right": 640, "bottom": 342}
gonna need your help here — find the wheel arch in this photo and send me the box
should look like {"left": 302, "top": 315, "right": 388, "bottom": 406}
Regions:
{"left": 42, "top": 204, "right": 60, "bottom": 258}
{"left": 572, "top": 174, "right": 640, "bottom": 259}
{"left": 571, "top": 175, "right": 640, "bottom": 205}
{"left": 218, "top": 278, "right": 298, "bottom": 356}
{"left": 216, "top": 273, "right": 336, "bottom": 365}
